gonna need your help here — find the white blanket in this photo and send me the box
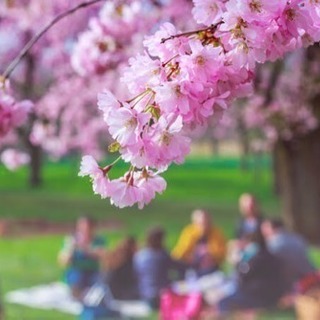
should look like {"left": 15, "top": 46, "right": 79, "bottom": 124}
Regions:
{"left": 172, "top": 271, "right": 236, "bottom": 305}
{"left": 5, "top": 282, "right": 152, "bottom": 318}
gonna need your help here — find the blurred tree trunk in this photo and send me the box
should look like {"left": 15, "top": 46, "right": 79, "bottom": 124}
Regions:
{"left": 22, "top": 42, "right": 43, "bottom": 187}
{"left": 25, "top": 128, "right": 42, "bottom": 187}
{"left": 238, "top": 118, "right": 250, "bottom": 171}
{"left": 211, "top": 137, "right": 219, "bottom": 156}
{"left": 275, "top": 46, "right": 320, "bottom": 243}
{"left": 272, "top": 148, "right": 282, "bottom": 196}
{"left": 274, "top": 129, "right": 320, "bottom": 243}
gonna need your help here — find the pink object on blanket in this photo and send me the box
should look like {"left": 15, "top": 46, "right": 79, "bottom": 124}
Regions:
{"left": 160, "top": 289, "right": 202, "bottom": 320}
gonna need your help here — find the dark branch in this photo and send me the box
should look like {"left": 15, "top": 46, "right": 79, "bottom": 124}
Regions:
{"left": 160, "top": 22, "right": 223, "bottom": 44}
{"left": 2, "top": 0, "right": 105, "bottom": 80}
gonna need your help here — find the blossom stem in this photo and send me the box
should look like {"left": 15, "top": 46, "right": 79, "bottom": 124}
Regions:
{"left": 126, "top": 89, "right": 151, "bottom": 104}
{"left": 2, "top": 0, "right": 105, "bottom": 80}
{"left": 162, "top": 54, "right": 179, "bottom": 67}
{"left": 109, "top": 156, "right": 122, "bottom": 167}
{"left": 101, "top": 155, "right": 122, "bottom": 175}
{"left": 160, "top": 22, "right": 223, "bottom": 44}
{"left": 144, "top": 92, "right": 156, "bottom": 108}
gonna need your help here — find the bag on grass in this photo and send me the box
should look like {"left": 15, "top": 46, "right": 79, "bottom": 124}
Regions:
{"left": 160, "top": 289, "right": 202, "bottom": 320}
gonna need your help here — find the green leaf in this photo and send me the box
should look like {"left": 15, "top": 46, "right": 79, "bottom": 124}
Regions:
{"left": 146, "top": 105, "right": 161, "bottom": 120}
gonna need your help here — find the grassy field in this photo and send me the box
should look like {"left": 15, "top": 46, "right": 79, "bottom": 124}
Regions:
{"left": 0, "top": 156, "right": 312, "bottom": 319}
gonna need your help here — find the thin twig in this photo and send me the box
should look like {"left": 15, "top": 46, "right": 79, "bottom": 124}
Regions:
{"left": 2, "top": 0, "right": 105, "bottom": 80}
{"left": 160, "top": 22, "right": 223, "bottom": 44}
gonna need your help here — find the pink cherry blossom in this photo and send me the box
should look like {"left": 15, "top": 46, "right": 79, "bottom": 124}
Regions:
{"left": 154, "top": 81, "right": 192, "bottom": 115}
{"left": 97, "top": 90, "right": 121, "bottom": 121}
{"left": 79, "top": 155, "right": 109, "bottom": 198}
{"left": 121, "top": 54, "right": 163, "bottom": 95}
{"left": 72, "top": 20, "right": 117, "bottom": 76}
{"left": 192, "top": 0, "right": 225, "bottom": 26}
{"left": 144, "top": 23, "right": 189, "bottom": 61}
{"left": 135, "top": 170, "right": 167, "bottom": 209}
{"left": 151, "top": 114, "right": 191, "bottom": 166}
{"left": 179, "top": 39, "right": 223, "bottom": 82}
{"left": 0, "top": 90, "right": 33, "bottom": 138}
{"left": 1, "top": 149, "right": 30, "bottom": 171}
{"left": 103, "top": 102, "right": 151, "bottom": 146}
{"left": 120, "top": 136, "right": 160, "bottom": 169}
{"left": 108, "top": 173, "right": 142, "bottom": 209}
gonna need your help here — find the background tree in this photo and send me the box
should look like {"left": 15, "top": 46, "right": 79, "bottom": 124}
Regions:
{"left": 0, "top": 0, "right": 192, "bottom": 186}
{"left": 1, "top": 0, "right": 320, "bottom": 239}
{"left": 242, "top": 48, "right": 320, "bottom": 242}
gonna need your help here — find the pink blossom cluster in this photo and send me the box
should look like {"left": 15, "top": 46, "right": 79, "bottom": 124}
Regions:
{"left": 244, "top": 50, "right": 318, "bottom": 143}
{"left": 79, "top": 155, "right": 166, "bottom": 208}
{"left": 0, "top": 0, "right": 95, "bottom": 34}
{"left": 244, "top": 94, "right": 318, "bottom": 142}
{"left": 30, "top": 74, "right": 112, "bottom": 160}
{"left": 1, "top": 0, "right": 193, "bottom": 168}
{"left": 72, "top": 1, "right": 156, "bottom": 76}
{"left": 0, "top": 0, "right": 103, "bottom": 162}
{"left": 72, "top": 0, "right": 193, "bottom": 76}
{"left": 193, "top": 0, "right": 320, "bottom": 66}
{"left": 0, "top": 148, "right": 30, "bottom": 171}
{"left": 81, "top": 0, "right": 320, "bottom": 208}
{"left": 0, "top": 86, "right": 33, "bottom": 139}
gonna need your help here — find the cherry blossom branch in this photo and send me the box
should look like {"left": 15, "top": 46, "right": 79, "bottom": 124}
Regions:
{"left": 160, "top": 22, "right": 223, "bottom": 44}
{"left": 2, "top": 0, "right": 105, "bottom": 80}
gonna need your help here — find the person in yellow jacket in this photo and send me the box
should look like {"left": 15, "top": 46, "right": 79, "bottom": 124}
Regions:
{"left": 172, "top": 209, "right": 227, "bottom": 274}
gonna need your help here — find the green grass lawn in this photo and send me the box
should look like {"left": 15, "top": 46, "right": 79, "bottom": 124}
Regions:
{"left": 0, "top": 156, "right": 312, "bottom": 319}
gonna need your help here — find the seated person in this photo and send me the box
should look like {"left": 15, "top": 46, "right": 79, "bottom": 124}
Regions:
{"left": 228, "top": 194, "right": 263, "bottom": 266}
{"left": 193, "top": 235, "right": 219, "bottom": 277}
{"left": 218, "top": 231, "right": 286, "bottom": 313}
{"left": 261, "top": 218, "right": 315, "bottom": 293}
{"left": 236, "top": 193, "right": 263, "bottom": 239}
{"left": 134, "top": 226, "right": 185, "bottom": 309}
{"left": 172, "top": 209, "right": 226, "bottom": 276}
{"left": 58, "top": 216, "right": 106, "bottom": 299}
{"left": 102, "top": 236, "right": 139, "bottom": 300}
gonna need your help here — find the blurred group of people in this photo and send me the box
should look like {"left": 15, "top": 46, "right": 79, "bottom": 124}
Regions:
{"left": 58, "top": 193, "right": 316, "bottom": 318}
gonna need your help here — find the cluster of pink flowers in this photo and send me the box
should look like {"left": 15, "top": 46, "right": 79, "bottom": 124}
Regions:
{"left": 71, "top": 1, "right": 157, "bottom": 76}
{"left": 80, "top": 0, "right": 320, "bottom": 208}
{"left": 0, "top": 148, "right": 30, "bottom": 171}
{"left": 245, "top": 96, "right": 318, "bottom": 142}
{"left": 1, "top": 0, "right": 193, "bottom": 172}
{"left": 0, "top": 0, "right": 103, "bottom": 167}
{"left": 79, "top": 155, "right": 166, "bottom": 208}
{"left": 0, "top": 84, "right": 33, "bottom": 139}
{"left": 72, "top": 0, "right": 194, "bottom": 77}
{"left": 244, "top": 49, "right": 318, "bottom": 143}
{"left": 30, "top": 74, "right": 113, "bottom": 160}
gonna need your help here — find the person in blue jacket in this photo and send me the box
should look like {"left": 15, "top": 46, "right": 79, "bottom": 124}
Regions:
{"left": 134, "top": 226, "right": 185, "bottom": 309}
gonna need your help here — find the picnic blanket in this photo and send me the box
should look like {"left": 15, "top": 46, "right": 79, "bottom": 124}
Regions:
{"left": 172, "top": 271, "right": 236, "bottom": 304}
{"left": 5, "top": 282, "right": 151, "bottom": 318}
